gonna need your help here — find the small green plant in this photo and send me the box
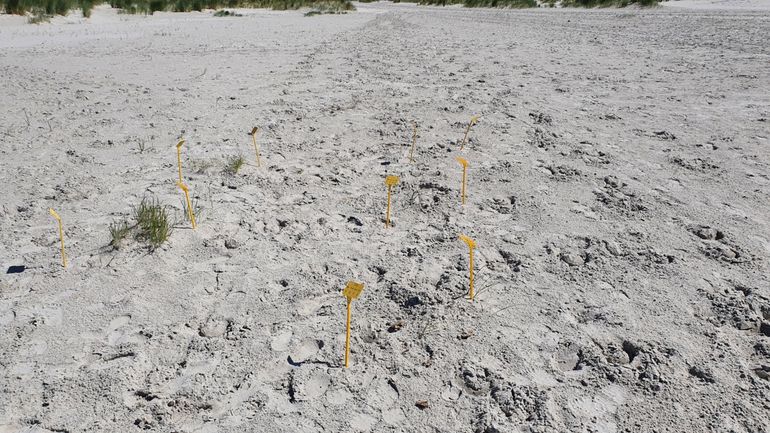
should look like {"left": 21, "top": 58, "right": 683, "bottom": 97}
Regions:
{"left": 109, "top": 219, "right": 132, "bottom": 249}
{"left": 224, "top": 155, "right": 245, "bottom": 175}
{"left": 134, "top": 197, "right": 171, "bottom": 249}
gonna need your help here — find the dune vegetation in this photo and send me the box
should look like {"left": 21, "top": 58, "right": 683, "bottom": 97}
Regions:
{"left": 2, "top": 0, "right": 354, "bottom": 18}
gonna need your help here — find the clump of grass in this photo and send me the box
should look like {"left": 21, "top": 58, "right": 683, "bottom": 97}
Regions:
{"left": 109, "top": 219, "right": 132, "bottom": 249}
{"left": 134, "top": 197, "right": 171, "bottom": 250}
{"left": 224, "top": 155, "right": 245, "bottom": 175}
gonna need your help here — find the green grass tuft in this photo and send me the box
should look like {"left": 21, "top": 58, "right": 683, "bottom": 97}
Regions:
{"left": 134, "top": 197, "right": 171, "bottom": 250}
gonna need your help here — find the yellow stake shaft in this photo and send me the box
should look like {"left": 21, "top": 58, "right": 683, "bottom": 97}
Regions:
{"left": 176, "top": 146, "right": 183, "bottom": 183}
{"left": 183, "top": 189, "right": 196, "bottom": 229}
{"left": 57, "top": 218, "right": 66, "bottom": 268}
{"left": 469, "top": 248, "right": 474, "bottom": 301}
{"left": 460, "top": 122, "right": 472, "bottom": 150}
{"left": 252, "top": 132, "right": 261, "bottom": 167}
{"left": 461, "top": 167, "right": 467, "bottom": 205}
{"left": 409, "top": 123, "right": 417, "bottom": 162}
{"left": 344, "top": 298, "right": 352, "bottom": 368}
{"left": 385, "top": 186, "right": 392, "bottom": 228}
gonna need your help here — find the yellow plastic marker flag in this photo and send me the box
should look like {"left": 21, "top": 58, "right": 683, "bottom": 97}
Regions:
{"left": 177, "top": 181, "right": 197, "bottom": 229}
{"left": 460, "top": 115, "right": 479, "bottom": 151}
{"left": 456, "top": 157, "right": 469, "bottom": 205}
{"left": 250, "top": 127, "right": 261, "bottom": 168}
{"left": 409, "top": 122, "right": 418, "bottom": 163}
{"left": 459, "top": 235, "right": 476, "bottom": 300}
{"left": 342, "top": 280, "right": 365, "bottom": 368}
{"left": 175, "top": 139, "right": 185, "bottom": 183}
{"left": 49, "top": 208, "right": 67, "bottom": 268}
{"left": 384, "top": 175, "right": 400, "bottom": 228}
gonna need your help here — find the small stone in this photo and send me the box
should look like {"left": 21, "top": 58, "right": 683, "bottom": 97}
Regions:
{"left": 561, "top": 252, "right": 584, "bottom": 266}
{"left": 224, "top": 238, "right": 239, "bottom": 249}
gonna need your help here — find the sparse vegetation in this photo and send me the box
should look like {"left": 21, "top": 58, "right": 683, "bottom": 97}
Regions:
{"left": 224, "top": 155, "right": 245, "bottom": 175}
{"left": 108, "top": 219, "right": 131, "bottom": 249}
{"left": 133, "top": 197, "right": 171, "bottom": 249}
{"left": 180, "top": 194, "right": 204, "bottom": 225}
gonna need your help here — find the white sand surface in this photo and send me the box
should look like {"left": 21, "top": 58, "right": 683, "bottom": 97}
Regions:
{"left": 1, "top": 3, "right": 769, "bottom": 432}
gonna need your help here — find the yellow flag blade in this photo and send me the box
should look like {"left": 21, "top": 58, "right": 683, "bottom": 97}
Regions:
{"left": 342, "top": 281, "right": 364, "bottom": 300}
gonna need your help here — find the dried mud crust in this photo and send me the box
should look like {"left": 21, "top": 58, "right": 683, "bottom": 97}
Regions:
{"left": 1, "top": 3, "right": 770, "bottom": 433}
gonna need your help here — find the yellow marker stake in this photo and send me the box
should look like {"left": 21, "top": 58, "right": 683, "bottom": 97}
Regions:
{"left": 342, "top": 281, "right": 364, "bottom": 368}
{"left": 250, "top": 127, "right": 261, "bottom": 167}
{"left": 409, "top": 122, "right": 418, "bottom": 163}
{"left": 49, "top": 209, "right": 67, "bottom": 268}
{"left": 459, "top": 235, "right": 476, "bottom": 301}
{"left": 175, "top": 139, "right": 185, "bottom": 183}
{"left": 459, "top": 115, "right": 479, "bottom": 150}
{"left": 456, "top": 157, "right": 469, "bottom": 205}
{"left": 177, "top": 181, "right": 197, "bottom": 229}
{"left": 384, "top": 175, "right": 400, "bottom": 228}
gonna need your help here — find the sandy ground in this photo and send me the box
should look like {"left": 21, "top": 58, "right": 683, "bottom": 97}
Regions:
{"left": 1, "top": 2, "right": 770, "bottom": 432}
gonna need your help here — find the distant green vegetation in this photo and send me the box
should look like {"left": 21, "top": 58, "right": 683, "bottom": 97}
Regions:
{"left": 3, "top": 0, "right": 96, "bottom": 17}
{"left": 2, "top": 0, "right": 353, "bottom": 18}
